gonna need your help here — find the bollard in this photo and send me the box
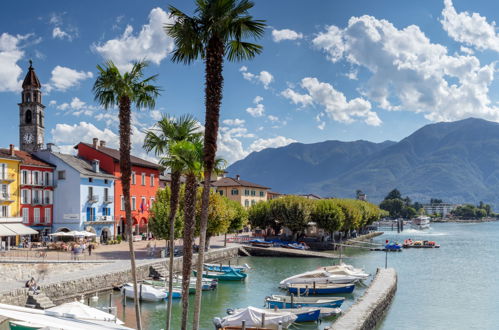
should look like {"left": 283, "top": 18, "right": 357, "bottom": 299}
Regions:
{"left": 290, "top": 293, "right": 294, "bottom": 308}
{"left": 278, "top": 321, "right": 283, "bottom": 330}
{"left": 241, "top": 320, "right": 246, "bottom": 330}
{"left": 261, "top": 313, "right": 266, "bottom": 327}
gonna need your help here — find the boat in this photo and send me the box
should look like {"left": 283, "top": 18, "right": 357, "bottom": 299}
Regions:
{"left": 214, "top": 306, "right": 296, "bottom": 329}
{"left": 121, "top": 283, "right": 168, "bottom": 302}
{"left": 170, "top": 275, "right": 219, "bottom": 289}
{"left": 384, "top": 242, "right": 402, "bottom": 251}
{"left": 228, "top": 307, "right": 320, "bottom": 322}
{"left": 265, "top": 295, "right": 345, "bottom": 309}
{"left": 144, "top": 279, "right": 213, "bottom": 292}
{"left": 411, "top": 215, "right": 431, "bottom": 230}
{"left": 204, "top": 263, "right": 250, "bottom": 273}
{"left": 319, "top": 265, "right": 369, "bottom": 281}
{"left": 403, "top": 239, "right": 440, "bottom": 248}
{"left": 281, "top": 242, "right": 309, "bottom": 250}
{"left": 194, "top": 269, "right": 247, "bottom": 281}
{"left": 46, "top": 301, "right": 124, "bottom": 324}
{"left": 287, "top": 282, "right": 355, "bottom": 295}
{"left": 279, "top": 269, "right": 357, "bottom": 288}
{"left": 249, "top": 239, "right": 274, "bottom": 248}
{"left": 9, "top": 321, "right": 45, "bottom": 330}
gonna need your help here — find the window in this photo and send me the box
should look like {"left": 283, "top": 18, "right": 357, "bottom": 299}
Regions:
{"left": 88, "top": 187, "right": 93, "bottom": 200}
{"left": 104, "top": 188, "right": 109, "bottom": 202}
{"left": 231, "top": 189, "right": 239, "bottom": 195}
{"left": 86, "top": 207, "right": 96, "bottom": 221}
{"left": 0, "top": 164, "right": 6, "bottom": 180}
{"left": 57, "top": 170, "right": 66, "bottom": 180}
{"left": 218, "top": 190, "right": 223, "bottom": 196}
{"left": 131, "top": 197, "right": 136, "bottom": 211}
{"left": 32, "top": 190, "right": 41, "bottom": 204}
{"left": 251, "top": 200, "right": 256, "bottom": 206}
{"left": 88, "top": 177, "right": 93, "bottom": 183}
{"left": 44, "top": 208, "right": 51, "bottom": 223}
{"left": 251, "top": 190, "right": 256, "bottom": 196}
{"left": 150, "top": 174, "right": 155, "bottom": 187}
{"left": 120, "top": 196, "right": 125, "bottom": 211}
{"left": 34, "top": 208, "right": 40, "bottom": 223}
{"left": 44, "top": 172, "right": 51, "bottom": 186}
{"left": 0, "top": 205, "right": 7, "bottom": 217}
{"left": 141, "top": 173, "right": 146, "bottom": 185}
{"left": 244, "top": 189, "right": 250, "bottom": 196}
{"left": 102, "top": 207, "right": 110, "bottom": 216}
{"left": 259, "top": 191, "right": 265, "bottom": 197}
{"left": 21, "top": 170, "right": 28, "bottom": 184}
{"left": 141, "top": 197, "right": 146, "bottom": 211}
{"left": 150, "top": 198, "right": 155, "bottom": 208}
{"left": 21, "top": 189, "right": 30, "bottom": 204}
{"left": 131, "top": 172, "right": 136, "bottom": 185}
{"left": 44, "top": 190, "right": 52, "bottom": 204}
{"left": 244, "top": 200, "right": 249, "bottom": 207}
{"left": 22, "top": 208, "right": 29, "bottom": 224}
{"left": 33, "top": 171, "right": 40, "bottom": 185}
{"left": 1, "top": 184, "right": 9, "bottom": 199}
{"left": 104, "top": 179, "right": 109, "bottom": 184}
{"left": 25, "top": 110, "right": 32, "bottom": 124}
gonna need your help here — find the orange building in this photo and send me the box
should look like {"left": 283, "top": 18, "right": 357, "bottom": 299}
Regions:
{"left": 212, "top": 175, "right": 270, "bottom": 208}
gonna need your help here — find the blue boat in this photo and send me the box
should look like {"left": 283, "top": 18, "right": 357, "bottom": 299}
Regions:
{"left": 193, "top": 269, "right": 247, "bottom": 281}
{"left": 203, "top": 263, "right": 249, "bottom": 273}
{"left": 385, "top": 242, "right": 402, "bottom": 251}
{"left": 265, "top": 295, "right": 345, "bottom": 309}
{"left": 287, "top": 282, "right": 355, "bottom": 295}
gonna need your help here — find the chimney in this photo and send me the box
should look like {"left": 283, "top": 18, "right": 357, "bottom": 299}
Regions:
{"left": 92, "top": 138, "right": 99, "bottom": 149}
{"left": 92, "top": 159, "right": 100, "bottom": 173}
{"left": 235, "top": 174, "right": 240, "bottom": 181}
{"left": 9, "top": 144, "right": 14, "bottom": 156}
{"left": 46, "top": 143, "right": 55, "bottom": 152}
{"left": 99, "top": 140, "right": 106, "bottom": 148}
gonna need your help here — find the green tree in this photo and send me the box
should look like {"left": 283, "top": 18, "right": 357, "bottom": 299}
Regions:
{"left": 225, "top": 200, "right": 248, "bottom": 245}
{"left": 196, "top": 191, "right": 234, "bottom": 250}
{"left": 93, "top": 60, "right": 160, "bottom": 330}
{"left": 143, "top": 114, "right": 200, "bottom": 330}
{"left": 380, "top": 198, "right": 404, "bottom": 218}
{"left": 248, "top": 201, "right": 276, "bottom": 235}
{"left": 165, "top": 2, "right": 266, "bottom": 327}
{"left": 149, "top": 187, "right": 184, "bottom": 240}
{"left": 271, "top": 196, "right": 312, "bottom": 239}
{"left": 385, "top": 189, "right": 402, "bottom": 200}
{"left": 310, "top": 199, "right": 345, "bottom": 238}
{"left": 335, "top": 199, "right": 363, "bottom": 231}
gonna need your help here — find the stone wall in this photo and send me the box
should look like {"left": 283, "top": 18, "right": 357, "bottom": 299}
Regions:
{"left": 331, "top": 268, "right": 397, "bottom": 330}
{"left": 0, "top": 262, "right": 104, "bottom": 283}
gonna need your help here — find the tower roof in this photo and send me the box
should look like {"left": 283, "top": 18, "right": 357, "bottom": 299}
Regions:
{"left": 22, "top": 60, "right": 41, "bottom": 89}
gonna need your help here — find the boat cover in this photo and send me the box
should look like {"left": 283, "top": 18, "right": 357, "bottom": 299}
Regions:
{"left": 220, "top": 306, "right": 296, "bottom": 327}
{"left": 47, "top": 301, "right": 124, "bottom": 324}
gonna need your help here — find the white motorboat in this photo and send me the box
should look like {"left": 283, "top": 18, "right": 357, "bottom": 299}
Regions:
{"left": 121, "top": 283, "right": 167, "bottom": 302}
{"left": 279, "top": 269, "right": 357, "bottom": 288}
{"left": 47, "top": 301, "right": 124, "bottom": 324}
{"left": 411, "top": 215, "right": 431, "bottom": 230}
{"left": 319, "top": 263, "right": 369, "bottom": 280}
{"left": 213, "top": 306, "right": 296, "bottom": 329}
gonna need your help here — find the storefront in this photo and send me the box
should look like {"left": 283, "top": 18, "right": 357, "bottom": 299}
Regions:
{"left": 0, "top": 222, "right": 38, "bottom": 250}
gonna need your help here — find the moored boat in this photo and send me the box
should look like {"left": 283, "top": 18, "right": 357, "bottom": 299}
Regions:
{"left": 279, "top": 269, "right": 357, "bottom": 288}
{"left": 213, "top": 306, "right": 296, "bottom": 329}
{"left": 384, "top": 241, "right": 402, "bottom": 251}
{"left": 121, "top": 283, "right": 168, "bottom": 302}
{"left": 411, "top": 215, "right": 431, "bottom": 230}
{"left": 265, "top": 295, "right": 345, "bottom": 309}
{"left": 287, "top": 282, "right": 355, "bottom": 295}
{"left": 249, "top": 239, "right": 274, "bottom": 248}
{"left": 228, "top": 307, "right": 320, "bottom": 322}
{"left": 403, "top": 239, "right": 440, "bottom": 248}
{"left": 319, "top": 263, "right": 369, "bottom": 280}
{"left": 204, "top": 263, "right": 250, "bottom": 273}
{"left": 194, "top": 269, "right": 247, "bottom": 281}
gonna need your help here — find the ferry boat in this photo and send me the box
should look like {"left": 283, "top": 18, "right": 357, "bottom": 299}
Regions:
{"left": 411, "top": 215, "right": 431, "bottom": 230}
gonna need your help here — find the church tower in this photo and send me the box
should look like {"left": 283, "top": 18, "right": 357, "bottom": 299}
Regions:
{"left": 19, "top": 60, "right": 45, "bottom": 152}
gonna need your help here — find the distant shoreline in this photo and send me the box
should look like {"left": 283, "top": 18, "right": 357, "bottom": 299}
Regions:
{"left": 432, "top": 218, "right": 498, "bottom": 223}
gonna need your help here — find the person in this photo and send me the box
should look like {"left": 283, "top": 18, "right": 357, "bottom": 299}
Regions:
{"left": 88, "top": 243, "right": 93, "bottom": 256}
{"left": 26, "top": 277, "right": 39, "bottom": 294}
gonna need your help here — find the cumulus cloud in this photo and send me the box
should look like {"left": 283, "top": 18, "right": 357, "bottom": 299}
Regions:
{"left": 45, "top": 66, "right": 93, "bottom": 92}
{"left": 49, "top": 13, "right": 78, "bottom": 41}
{"left": 150, "top": 110, "right": 162, "bottom": 121}
{"left": 312, "top": 14, "right": 499, "bottom": 122}
{"left": 52, "top": 27, "right": 70, "bottom": 40}
{"left": 267, "top": 115, "right": 279, "bottom": 122}
{"left": 246, "top": 96, "right": 265, "bottom": 117}
{"left": 271, "top": 28, "right": 303, "bottom": 42}
{"left": 441, "top": 0, "right": 499, "bottom": 52}
{"left": 222, "top": 118, "right": 245, "bottom": 126}
{"left": 0, "top": 33, "right": 32, "bottom": 92}
{"left": 93, "top": 7, "right": 175, "bottom": 72}
{"left": 239, "top": 66, "right": 274, "bottom": 89}
{"left": 249, "top": 136, "right": 296, "bottom": 153}
{"left": 280, "top": 88, "right": 313, "bottom": 107}
{"left": 56, "top": 97, "right": 99, "bottom": 116}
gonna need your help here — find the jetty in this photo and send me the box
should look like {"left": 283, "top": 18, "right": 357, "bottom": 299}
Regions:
{"left": 240, "top": 246, "right": 343, "bottom": 259}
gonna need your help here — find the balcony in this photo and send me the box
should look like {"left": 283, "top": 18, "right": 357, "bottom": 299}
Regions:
{"left": 83, "top": 215, "right": 113, "bottom": 225}
{"left": 103, "top": 195, "right": 114, "bottom": 204}
{"left": 31, "top": 198, "right": 42, "bottom": 206}
{"left": 43, "top": 198, "right": 52, "bottom": 205}
{"left": 0, "top": 193, "right": 14, "bottom": 203}
{"left": 87, "top": 195, "right": 98, "bottom": 203}
{"left": 0, "top": 174, "right": 16, "bottom": 183}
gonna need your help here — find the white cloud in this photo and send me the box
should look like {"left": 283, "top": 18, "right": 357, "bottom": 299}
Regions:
{"left": 280, "top": 88, "right": 313, "bottom": 107}
{"left": 150, "top": 110, "right": 162, "bottom": 121}
{"left": 249, "top": 136, "right": 296, "bottom": 153}
{"left": 49, "top": 13, "right": 78, "bottom": 41}
{"left": 271, "top": 28, "right": 303, "bottom": 42}
{"left": 246, "top": 96, "right": 265, "bottom": 117}
{"left": 239, "top": 66, "right": 274, "bottom": 89}
{"left": 317, "top": 122, "right": 326, "bottom": 130}
{"left": 56, "top": 97, "right": 98, "bottom": 116}
{"left": 312, "top": 14, "right": 499, "bottom": 122}
{"left": 222, "top": 118, "right": 245, "bottom": 126}
{"left": 267, "top": 115, "right": 279, "bottom": 122}
{"left": 441, "top": 0, "right": 499, "bottom": 52}
{"left": 460, "top": 46, "right": 474, "bottom": 55}
{"left": 52, "top": 27, "right": 70, "bottom": 40}
{"left": 93, "top": 7, "right": 175, "bottom": 72}
{"left": 0, "top": 33, "right": 31, "bottom": 92}
{"left": 45, "top": 66, "right": 93, "bottom": 92}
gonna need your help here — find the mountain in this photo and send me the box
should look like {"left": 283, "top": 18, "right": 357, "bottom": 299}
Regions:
{"left": 227, "top": 118, "right": 499, "bottom": 208}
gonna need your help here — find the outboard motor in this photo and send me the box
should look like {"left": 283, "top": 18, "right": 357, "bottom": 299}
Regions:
{"left": 213, "top": 317, "right": 223, "bottom": 329}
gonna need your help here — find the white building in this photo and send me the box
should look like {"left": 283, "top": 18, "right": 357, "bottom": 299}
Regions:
{"left": 423, "top": 203, "right": 459, "bottom": 217}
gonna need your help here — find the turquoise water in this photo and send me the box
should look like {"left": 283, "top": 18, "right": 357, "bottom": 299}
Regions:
{"left": 93, "top": 222, "right": 499, "bottom": 329}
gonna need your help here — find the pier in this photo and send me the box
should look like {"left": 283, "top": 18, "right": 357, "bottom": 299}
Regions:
{"left": 240, "top": 245, "right": 343, "bottom": 258}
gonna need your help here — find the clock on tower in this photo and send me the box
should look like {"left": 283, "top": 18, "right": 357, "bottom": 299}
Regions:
{"left": 19, "top": 60, "right": 45, "bottom": 153}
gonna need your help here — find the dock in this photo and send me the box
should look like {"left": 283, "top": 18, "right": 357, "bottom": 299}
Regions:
{"left": 239, "top": 245, "right": 344, "bottom": 259}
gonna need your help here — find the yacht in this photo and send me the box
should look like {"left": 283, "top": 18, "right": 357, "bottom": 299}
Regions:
{"left": 411, "top": 215, "right": 431, "bottom": 230}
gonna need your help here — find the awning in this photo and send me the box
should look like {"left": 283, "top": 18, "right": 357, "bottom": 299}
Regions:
{"left": 0, "top": 223, "right": 38, "bottom": 236}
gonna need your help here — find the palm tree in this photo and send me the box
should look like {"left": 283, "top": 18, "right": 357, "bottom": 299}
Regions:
{"left": 143, "top": 115, "right": 201, "bottom": 330}
{"left": 93, "top": 60, "right": 160, "bottom": 330}
{"left": 165, "top": 2, "right": 266, "bottom": 327}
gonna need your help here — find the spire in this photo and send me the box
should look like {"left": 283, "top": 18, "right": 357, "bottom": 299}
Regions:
{"left": 22, "top": 60, "right": 41, "bottom": 89}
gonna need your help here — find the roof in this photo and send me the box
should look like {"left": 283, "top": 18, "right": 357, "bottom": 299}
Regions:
{"left": 76, "top": 143, "right": 160, "bottom": 170}
{"left": 268, "top": 191, "right": 283, "bottom": 195}
{"left": 14, "top": 150, "right": 54, "bottom": 168}
{"left": 0, "top": 149, "right": 22, "bottom": 161}
{"left": 212, "top": 177, "right": 270, "bottom": 189}
{"left": 160, "top": 173, "right": 186, "bottom": 183}
{"left": 22, "top": 62, "right": 41, "bottom": 89}
{"left": 51, "top": 153, "right": 115, "bottom": 179}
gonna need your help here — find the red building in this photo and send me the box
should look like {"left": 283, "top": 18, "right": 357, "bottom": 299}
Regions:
{"left": 75, "top": 138, "right": 160, "bottom": 237}
{"left": 15, "top": 150, "right": 54, "bottom": 240}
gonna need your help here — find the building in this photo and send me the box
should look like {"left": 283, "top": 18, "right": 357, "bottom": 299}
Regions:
{"left": 267, "top": 191, "right": 283, "bottom": 200}
{"left": 34, "top": 150, "right": 115, "bottom": 242}
{"left": 75, "top": 139, "right": 160, "bottom": 237}
{"left": 298, "top": 194, "right": 322, "bottom": 200}
{"left": 212, "top": 175, "right": 270, "bottom": 207}
{"left": 423, "top": 203, "right": 459, "bottom": 217}
{"left": 15, "top": 150, "right": 54, "bottom": 241}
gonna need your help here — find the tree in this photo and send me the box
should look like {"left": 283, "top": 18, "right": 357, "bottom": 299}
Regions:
{"left": 248, "top": 201, "right": 276, "bottom": 235}
{"left": 385, "top": 189, "right": 402, "bottom": 200}
{"left": 165, "top": 2, "right": 266, "bottom": 327}
{"left": 430, "top": 198, "right": 443, "bottom": 204}
{"left": 225, "top": 199, "right": 248, "bottom": 246}
{"left": 310, "top": 200, "right": 345, "bottom": 238}
{"left": 272, "top": 196, "right": 312, "bottom": 239}
{"left": 380, "top": 198, "right": 404, "bottom": 218}
{"left": 143, "top": 114, "right": 200, "bottom": 330}
{"left": 149, "top": 187, "right": 184, "bottom": 241}
{"left": 335, "top": 199, "right": 363, "bottom": 231}
{"left": 197, "top": 191, "right": 234, "bottom": 250}
{"left": 93, "top": 60, "right": 160, "bottom": 330}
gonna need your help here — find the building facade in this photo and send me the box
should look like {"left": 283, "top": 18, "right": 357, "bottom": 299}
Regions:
{"left": 213, "top": 175, "right": 270, "bottom": 208}
{"left": 34, "top": 150, "right": 115, "bottom": 242}
{"left": 75, "top": 139, "right": 160, "bottom": 237}
{"left": 423, "top": 203, "right": 459, "bottom": 217}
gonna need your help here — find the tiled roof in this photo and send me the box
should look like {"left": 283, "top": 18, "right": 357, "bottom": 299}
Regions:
{"left": 77, "top": 143, "right": 160, "bottom": 170}
{"left": 52, "top": 153, "right": 115, "bottom": 179}
{"left": 22, "top": 64, "right": 41, "bottom": 89}
{"left": 0, "top": 149, "right": 22, "bottom": 161}
{"left": 14, "top": 150, "right": 54, "bottom": 168}
{"left": 212, "top": 177, "right": 270, "bottom": 189}
{"left": 160, "top": 173, "right": 186, "bottom": 183}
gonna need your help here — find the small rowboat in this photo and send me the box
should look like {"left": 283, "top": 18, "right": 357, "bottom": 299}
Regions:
{"left": 287, "top": 282, "right": 355, "bottom": 295}
{"left": 194, "top": 269, "right": 247, "bottom": 281}
{"left": 204, "top": 263, "right": 250, "bottom": 273}
{"left": 228, "top": 307, "right": 320, "bottom": 323}
{"left": 265, "top": 295, "right": 345, "bottom": 309}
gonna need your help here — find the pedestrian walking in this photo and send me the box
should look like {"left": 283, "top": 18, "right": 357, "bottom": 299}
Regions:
{"left": 88, "top": 243, "right": 93, "bottom": 256}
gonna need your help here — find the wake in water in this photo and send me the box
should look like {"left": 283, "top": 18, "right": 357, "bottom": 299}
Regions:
{"left": 394, "top": 228, "right": 448, "bottom": 236}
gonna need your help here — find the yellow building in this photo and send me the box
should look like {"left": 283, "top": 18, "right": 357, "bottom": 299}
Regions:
{"left": 213, "top": 175, "right": 270, "bottom": 208}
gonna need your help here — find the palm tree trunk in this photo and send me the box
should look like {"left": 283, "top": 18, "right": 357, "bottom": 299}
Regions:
{"left": 166, "top": 171, "right": 181, "bottom": 330}
{"left": 193, "top": 36, "right": 224, "bottom": 330}
{"left": 119, "top": 97, "right": 142, "bottom": 330}
{"left": 181, "top": 173, "right": 197, "bottom": 329}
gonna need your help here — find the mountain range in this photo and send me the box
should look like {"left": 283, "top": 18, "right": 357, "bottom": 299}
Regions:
{"left": 227, "top": 118, "right": 499, "bottom": 208}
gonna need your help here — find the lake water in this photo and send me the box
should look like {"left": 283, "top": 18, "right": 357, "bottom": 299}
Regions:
{"left": 93, "top": 222, "right": 499, "bottom": 330}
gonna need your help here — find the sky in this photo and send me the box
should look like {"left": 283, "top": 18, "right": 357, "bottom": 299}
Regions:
{"left": 1, "top": 0, "right": 499, "bottom": 164}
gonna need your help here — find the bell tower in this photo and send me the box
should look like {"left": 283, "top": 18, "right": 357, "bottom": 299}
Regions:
{"left": 19, "top": 60, "right": 45, "bottom": 152}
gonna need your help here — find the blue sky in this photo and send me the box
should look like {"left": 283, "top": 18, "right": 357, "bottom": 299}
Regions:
{"left": 1, "top": 0, "right": 499, "bottom": 164}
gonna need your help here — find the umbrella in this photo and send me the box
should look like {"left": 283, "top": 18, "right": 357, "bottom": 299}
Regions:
{"left": 47, "top": 301, "right": 124, "bottom": 325}
{"left": 49, "top": 232, "right": 72, "bottom": 237}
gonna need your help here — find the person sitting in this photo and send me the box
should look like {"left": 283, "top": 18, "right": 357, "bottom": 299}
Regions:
{"left": 26, "top": 277, "right": 39, "bottom": 294}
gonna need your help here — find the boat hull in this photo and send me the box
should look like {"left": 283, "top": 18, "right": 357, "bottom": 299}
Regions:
{"left": 288, "top": 283, "right": 355, "bottom": 295}
{"left": 194, "top": 270, "right": 247, "bottom": 281}
{"left": 266, "top": 297, "right": 344, "bottom": 309}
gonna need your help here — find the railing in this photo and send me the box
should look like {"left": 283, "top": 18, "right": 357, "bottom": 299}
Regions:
{"left": 87, "top": 195, "right": 98, "bottom": 203}
{"left": 31, "top": 199, "right": 42, "bottom": 205}
{"left": 98, "top": 215, "right": 113, "bottom": 222}
{"left": 103, "top": 196, "right": 114, "bottom": 204}
{"left": 0, "top": 174, "right": 16, "bottom": 182}
{"left": 0, "top": 193, "right": 11, "bottom": 201}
